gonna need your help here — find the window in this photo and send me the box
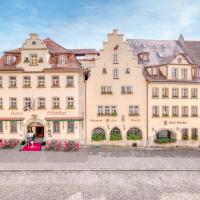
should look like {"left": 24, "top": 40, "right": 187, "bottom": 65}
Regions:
{"left": 162, "top": 88, "right": 169, "bottom": 98}
{"left": 181, "top": 68, "right": 187, "bottom": 79}
{"left": 38, "top": 97, "right": 45, "bottom": 109}
{"left": 156, "top": 130, "right": 173, "bottom": 139}
{"left": 52, "top": 97, "right": 60, "bottom": 109}
{"left": 191, "top": 88, "right": 198, "bottom": 98}
{"left": 162, "top": 106, "right": 169, "bottom": 117}
{"left": 67, "top": 122, "right": 74, "bottom": 133}
{"left": 181, "top": 128, "right": 188, "bottom": 140}
{"left": 101, "top": 86, "right": 112, "bottom": 94}
{"left": 172, "top": 106, "right": 179, "bottom": 117}
{"left": 110, "top": 127, "right": 121, "bottom": 135}
{"left": 10, "top": 121, "right": 17, "bottom": 133}
{"left": 9, "top": 76, "right": 17, "bottom": 87}
{"left": 0, "top": 97, "right": 3, "bottom": 109}
{"left": 66, "top": 76, "right": 74, "bottom": 87}
{"left": 111, "top": 106, "right": 117, "bottom": 115}
{"left": 196, "top": 68, "right": 200, "bottom": 77}
{"left": 67, "top": 97, "right": 74, "bottom": 108}
{"left": 129, "top": 105, "right": 139, "bottom": 116}
{"left": 0, "top": 76, "right": 3, "bottom": 87}
{"left": 152, "top": 88, "right": 159, "bottom": 98}
{"left": 182, "top": 88, "right": 188, "bottom": 98}
{"left": 9, "top": 98, "right": 17, "bottom": 109}
{"left": 52, "top": 76, "right": 60, "bottom": 87}
{"left": 53, "top": 121, "right": 60, "bottom": 133}
{"left": 172, "top": 88, "right": 179, "bottom": 98}
{"left": 113, "top": 53, "right": 118, "bottom": 64}
{"left": 105, "top": 106, "right": 110, "bottom": 115}
{"left": 172, "top": 68, "right": 178, "bottom": 79}
{"left": 23, "top": 76, "right": 31, "bottom": 87}
{"left": 121, "top": 86, "right": 133, "bottom": 94}
{"left": 37, "top": 76, "right": 45, "bottom": 87}
{"left": 6, "top": 55, "right": 15, "bottom": 65}
{"left": 30, "top": 54, "right": 38, "bottom": 65}
{"left": 24, "top": 97, "right": 32, "bottom": 110}
{"left": 191, "top": 106, "right": 198, "bottom": 117}
{"left": 59, "top": 55, "right": 66, "bottom": 65}
{"left": 113, "top": 68, "right": 119, "bottom": 79}
{"left": 97, "top": 106, "right": 103, "bottom": 115}
{"left": 152, "top": 106, "right": 159, "bottom": 117}
{"left": 182, "top": 106, "right": 188, "bottom": 117}
{"left": 152, "top": 67, "right": 158, "bottom": 75}
{"left": 0, "top": 121, "right": 3, "bottom": 133}
{"left": 191, "top": 128, "right": 198, "bottom": 140}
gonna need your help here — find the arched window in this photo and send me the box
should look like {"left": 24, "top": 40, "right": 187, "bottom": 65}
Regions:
{"left": 92, "top": 127, "right": 106, "bottom": 141}
{"left": 59, "top": 55, "right": 66, "bottom": 65}
{"left": 110, "top": 127, "right": 122, "bottom": 140}
{"left": 127, "top": 128, "right": 142, "bottom": 140}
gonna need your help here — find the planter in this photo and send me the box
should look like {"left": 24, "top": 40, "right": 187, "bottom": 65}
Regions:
{"left": 110, "top": 133, "right": 122, "bottom": 141}
{"left": 154, "top": 138, "right": 176, "bottom": 144}
{"left": 127, "top": 134, "right": 142, "bottom": 140}
{"left": 92, "top": 133, "right": 106, "bottom": 141}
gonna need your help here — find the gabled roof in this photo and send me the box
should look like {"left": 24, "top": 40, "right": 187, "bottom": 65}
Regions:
{"left": 127, "top": 39, "right": 185, "bottom": 66}
{"left": 179, "top": 40, "right": 200, "bottom": 67}
{"left": 43, "top": 38, "right": 73, "bottom": 54}
{"left": 4, "top": 38, "right": 73, "bottom": 54}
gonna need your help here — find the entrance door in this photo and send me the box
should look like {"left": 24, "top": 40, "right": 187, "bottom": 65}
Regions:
{"left": 35, "top": 126, "right": 44, "bottom": 138}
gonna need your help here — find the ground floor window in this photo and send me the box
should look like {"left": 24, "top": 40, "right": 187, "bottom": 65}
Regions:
{"left": 181, "top": 128, "right": 189, "bottom": 140}
{"left": 67, "top": 122, "right": 75, "bottom": 133}
{"left": 10, "top": 121, "right": 17, "bottom": 133}
{"left": 53, "top": 121, "right": 60, "bottom": 133}
{"left": 127, "top": 128, "right": 142, "bottom": 140}
{"left": 191, "top": 128, "right": 198, "bottom": 140}
{"left": 92, "top": 127, "right": 106, "bottom": 141}
{"left": 155, "top": 129, "right": 176, "bottom": 144}
{"left": 110, "top": 127, "right": 122, "bottom": 141}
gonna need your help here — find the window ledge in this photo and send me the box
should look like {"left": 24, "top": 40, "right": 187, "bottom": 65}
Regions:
{"left": 37, "top": 86, "right": 46, "bottom": 88}
{"left": 8, "top": 86, "right": 17, "bottom": 88}
{"left": 66, "top": 107, "right": 75, "bottom": 109}
{"left": 66, "top": 85, "right": 75, "bottom": 88}
{"left": 52, "top": 107, "right": 61, "bottom": 110}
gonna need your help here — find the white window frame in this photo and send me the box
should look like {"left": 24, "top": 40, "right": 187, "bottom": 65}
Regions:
{"left": 52, "top": 97, "right": 60, "bottom": 109}
{"left": 53, "top": 121, "right": 60, "bottom": 133}
{"left": 113, "top": 68, "right": 119, "bottom": 79}
{"left": 67, "top": 121, "right": 75, "bottom": 133}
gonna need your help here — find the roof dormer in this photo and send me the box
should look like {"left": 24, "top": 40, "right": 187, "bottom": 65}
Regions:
{"left": 138, "top": 52, "right": 149, "bottom": 62}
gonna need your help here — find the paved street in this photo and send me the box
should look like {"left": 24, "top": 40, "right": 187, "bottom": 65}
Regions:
{"left": 0, "top": 171, "right": 200, "bottom": 200}
{"left": 0, "top": 147, "right": 200, "bottom": 170}
{"left": 0, "top": 147, "right": 200, "bottom": 199}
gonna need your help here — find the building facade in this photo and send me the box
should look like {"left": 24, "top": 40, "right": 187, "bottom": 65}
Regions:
{"left": 1, "top": 30, "right": 200, "bottom": 147}
{"left": 86, "top": 30, "right": 147, "bottom": 146}
{"left": 0, "top": 33, "right": 85, "bottom": 142}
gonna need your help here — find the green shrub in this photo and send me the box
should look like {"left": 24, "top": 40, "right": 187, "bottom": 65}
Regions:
{"left": 191, "top": 133, "right": 198, "bottom": 140}
{"left": 127, "top": 134, "right": 142, "bottom": 140}
{"left": 110, "top": 132, "right": 122, "bottom": 141}
{"left": 182, "top": 133, "right": 189, "bottom": 140}
{"left": 92, "top": 133, "right": 106, "bottom": 141}
{"left": 154, "top": 138, "right": 176, "bottom": 144}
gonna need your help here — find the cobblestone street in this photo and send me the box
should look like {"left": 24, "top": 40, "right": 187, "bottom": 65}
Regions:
{"left": 0, "top": 171, "right": 200, "bottom": 200}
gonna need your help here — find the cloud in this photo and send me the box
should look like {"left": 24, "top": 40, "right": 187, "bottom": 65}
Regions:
{"left": 0, "top": 0, "right": 200, "bottom": 53}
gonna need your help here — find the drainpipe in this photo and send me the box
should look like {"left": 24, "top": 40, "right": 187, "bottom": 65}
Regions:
{"left": 84, "top": 79, "right": 87, "bottom": 146}
{"left": 146, "top": 81, "right": 149, "bottom": 148}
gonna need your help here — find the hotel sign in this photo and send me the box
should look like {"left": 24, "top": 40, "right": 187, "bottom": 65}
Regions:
{"left": 164, "top": 120, "right": 187, "bottom": 125}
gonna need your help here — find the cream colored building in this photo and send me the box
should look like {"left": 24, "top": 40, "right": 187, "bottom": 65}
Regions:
{"left": 0, "top": 33, "right": 85, "bottom": 142}
{"left": 86, "top": 30, "right": 147, "bottom": 146}
{"left": 127, "top": 36, "right": 200, "bottom": 147}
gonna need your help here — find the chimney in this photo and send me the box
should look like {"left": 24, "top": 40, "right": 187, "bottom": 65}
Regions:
{"left": 178, "top": 34, "right": 184, "bottom": 45}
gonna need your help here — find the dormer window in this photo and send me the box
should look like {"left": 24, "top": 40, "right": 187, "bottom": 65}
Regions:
{"left": 138, "top": 53, "right": 149, "bottom": 62}
{"left": 113, "top": 53, "right": 118, "bottom": 64}
{"left": 59, "top": 55, "right": 66, "bottom": 65}
{"left": 152, "top": 67, "right": 158, "bottom": 75}
{"left": 30, "top": 54, "right": 38, "bottom": 65}
{"left": 196, "top": 68, "right": 200, "bottom": 77}
{"left": 6, "top": 55, "right": 15, "bottom": 65}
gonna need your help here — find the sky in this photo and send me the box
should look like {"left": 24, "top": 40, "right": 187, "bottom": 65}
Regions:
{"left": 0, "top": 0, "right": 200, "bottom": 52}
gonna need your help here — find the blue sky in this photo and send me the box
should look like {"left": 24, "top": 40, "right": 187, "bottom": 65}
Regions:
{"left": 0, "top": 0, "right": 200, "bottom": 52}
